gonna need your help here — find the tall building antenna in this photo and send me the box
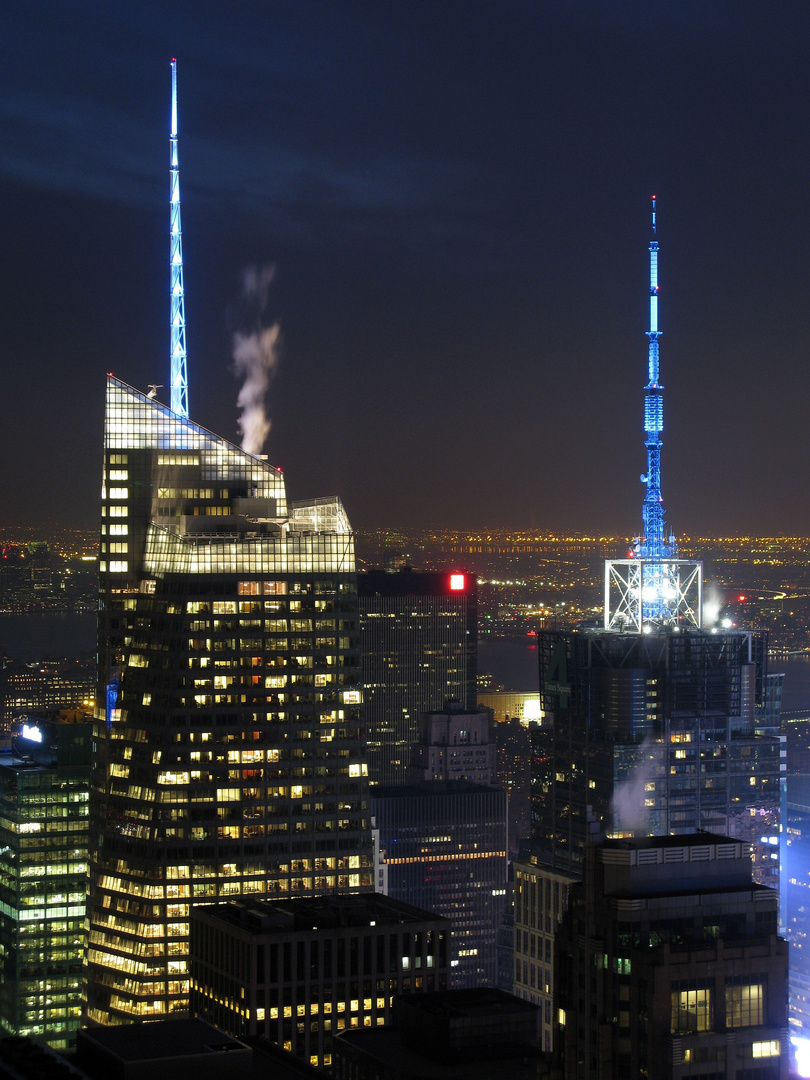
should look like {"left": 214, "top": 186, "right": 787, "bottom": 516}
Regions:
{"left": 169, "top": 58, "right": 188, "bottom": 418}
{"left": 603, "top": 197, "right": 702, "bottom": 631}
{"left": 638, "top": 194, "right": 670, "bottom": 563}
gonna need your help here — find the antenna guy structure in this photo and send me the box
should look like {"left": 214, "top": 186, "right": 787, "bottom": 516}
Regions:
{"left": 169, "top": 59, "right": 189, "bottom": 418}
{"left": 604, "top": 197, "right": 702, "bottom": 631}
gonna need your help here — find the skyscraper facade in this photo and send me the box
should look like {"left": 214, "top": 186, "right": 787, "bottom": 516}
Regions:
{"left": 372, "top": 784, "right": 507, "bottom": 988}
{"left": 358, "top": 569, "right": 476, "bottom": 788}
{"left": 519, "top": 626, "right": 782, "bottom": 1042}
{"left": 532, "top": 626, "right": 781, "bottom": 883}
{"left": 0, "top": 716, "right": 91, "bottom": 1048}
{"left": 86, "top": 377, "right": 372, "bottom": 1024}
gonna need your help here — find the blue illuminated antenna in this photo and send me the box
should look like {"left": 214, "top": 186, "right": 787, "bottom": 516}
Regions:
{"left": 603, "top": 197, "right": 702, "bottom": 631}
{"left": 637, "top": 194, "right": 673, "bottom": 563}
{"left": 169, "top": 59, "right": 188, "bottom": 418}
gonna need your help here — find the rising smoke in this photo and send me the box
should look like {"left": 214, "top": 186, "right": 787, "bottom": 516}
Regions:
{"left": 231, "top": 265, "right": 280, "bottom": 455}
{"left": 611, "top": 736, "right": 660, "bottom": 834}
{"left": 702, "top": 582, "right": 723, "bottom": 627}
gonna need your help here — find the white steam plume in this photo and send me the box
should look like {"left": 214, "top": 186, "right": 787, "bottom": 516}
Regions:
{"left": 611, "top": 737, "right": 659, "bottom": 834}
{"left": 702, "top": 582, "right": 723, "bottom": 627}
{"left": 232, "top": 265, "right": 280, "bottom": 455}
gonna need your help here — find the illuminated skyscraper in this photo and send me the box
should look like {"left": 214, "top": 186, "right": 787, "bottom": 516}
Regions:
{"left": 517, "top": 202, "right": 782, "bottom": 1045}
{"left": 86, "top": 377, "right": 372, "bottom": 1024}
{"left": 0, "top": 716, "right": 91, "bottom": 1049}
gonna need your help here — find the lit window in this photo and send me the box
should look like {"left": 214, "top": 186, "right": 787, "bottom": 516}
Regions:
{"left": 752, "top": 1040, "right": 779, "bottom": 1058}
{"left": 726, "top": 982, "right": 763, "bottom": 1028}
{"left": 671, "top": 988, "right": 713, "bottom": 1033}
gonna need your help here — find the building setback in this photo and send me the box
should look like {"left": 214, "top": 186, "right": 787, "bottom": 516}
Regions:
{"left": 189, "top": 894, "right": 449, "bottom": 1070}
{"left": 86, "top": 377, "right": 373, "bottom": 1024}
{"left": 555, "top": 833, "right": 788, "bottom": 1079}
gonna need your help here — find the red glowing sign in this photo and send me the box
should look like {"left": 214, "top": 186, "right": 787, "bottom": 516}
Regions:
{"left": 449, "top": 574, "right": 465, "bottom": 591}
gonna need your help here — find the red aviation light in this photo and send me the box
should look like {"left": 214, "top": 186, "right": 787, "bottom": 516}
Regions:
{"left": 449, "top": 574, "right": 465, "bottom": 591}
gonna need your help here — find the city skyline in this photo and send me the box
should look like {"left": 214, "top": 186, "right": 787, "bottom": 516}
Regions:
{"left": 2, "top": 3, "right": 810, "bottom": 536}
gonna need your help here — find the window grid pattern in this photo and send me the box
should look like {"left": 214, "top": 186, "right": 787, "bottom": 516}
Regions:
{"left": 88, "top": 378, "right": 372, "bottom": 1025}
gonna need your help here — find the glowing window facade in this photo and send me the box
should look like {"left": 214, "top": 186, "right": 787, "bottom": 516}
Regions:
{"left": 87, "top": 378, "right": 372, "bottom": 1024}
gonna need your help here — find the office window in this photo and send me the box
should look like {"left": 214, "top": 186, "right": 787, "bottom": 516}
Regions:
{"left": 726, "top": 980, "right": 764, "bottom": 1028}
{"left": 671, "top": 986, "right": 713, "bottom": 1033}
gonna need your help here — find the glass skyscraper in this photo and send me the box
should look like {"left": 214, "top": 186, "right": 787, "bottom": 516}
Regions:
{"left": 86, "top": 377, "right": 372, "bottom": 1024}
{"left": 358, "top": 569, "right": 477, "bottom": 788}
{"left": 0, "top": 716, "right": 91, "bottom": 1048}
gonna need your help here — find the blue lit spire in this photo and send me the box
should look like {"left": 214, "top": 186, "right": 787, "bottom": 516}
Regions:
{"left": 604, "top": 197, "right": 702, "bottom": 632}
{"left": 169, "top": 59, "right": 188, "bottom": 418}
{"left": 636, "top": 195, "right": 675, "bottom": 565}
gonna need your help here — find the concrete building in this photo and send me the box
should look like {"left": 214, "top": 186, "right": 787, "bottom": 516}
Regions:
{"left": 189, "top": 894, "right": 449, "bottom": 1070}
{"left": 358, "top": 569, "right": 477, "bottom": 788}
{"left": 512, "top": 858, "right": 574, "bottom": 1052}
{"left": 418, "top": 702, "right": 494, "bottom": 784}
{"left": 555, "top": 833, "right": 788, "bottom": 1079}
{"left": 0, "top": 715, "right": 91, "bottom": 1049}
{"left": 1, "top": 658, "right": 95, "bottom": 732}
{"left": 86, "top": 377, "right": 372, "bottom": 1024}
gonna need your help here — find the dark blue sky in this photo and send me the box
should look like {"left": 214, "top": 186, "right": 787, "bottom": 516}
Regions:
{"left": 1, "top": 1, "right": 808, "bottom": 535}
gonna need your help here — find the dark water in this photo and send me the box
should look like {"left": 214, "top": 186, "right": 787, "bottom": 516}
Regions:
{"left": 0, "top": 613, "right": 96, "bottom": 661}
{"left": 478, "top": 637, "right": 540, "bottom": 692}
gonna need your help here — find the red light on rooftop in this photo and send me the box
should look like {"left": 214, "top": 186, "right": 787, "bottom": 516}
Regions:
{"left": 738, "top": 595, "right": 746, "bottom": 602}
{"left": 449, "top": 574, "right": 465, "bottom": 591}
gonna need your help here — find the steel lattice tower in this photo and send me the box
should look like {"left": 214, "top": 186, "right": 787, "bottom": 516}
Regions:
{"left": 169, "top": 59, "right": 188, "bottom": 418}
{"left": 604, "top": 197, "right": 702, "bottom": 630}
{"left": 637, "top": 195, "right": 671, "bottom": 563}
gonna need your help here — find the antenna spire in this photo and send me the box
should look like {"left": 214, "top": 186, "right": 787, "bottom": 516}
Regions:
{"left": 169, "top": 59, "right": 189, "bottom": 417}
{"left": 603, "top": 196, "right": 703, "bottom": 632}
{"left": 638, "top": 193, "right": 671, "bottom": 564}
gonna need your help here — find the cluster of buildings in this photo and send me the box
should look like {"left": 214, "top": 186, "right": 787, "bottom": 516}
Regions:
{"left": 0, "top": 70, "right": 801, "bottom": 1080}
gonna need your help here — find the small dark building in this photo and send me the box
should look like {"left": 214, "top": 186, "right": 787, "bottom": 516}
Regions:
{"left": 555, "top": 833, "right": 789, "bottom": 1079}
{"left": 332, "top": 987, "right": 553, "bottom": 1080}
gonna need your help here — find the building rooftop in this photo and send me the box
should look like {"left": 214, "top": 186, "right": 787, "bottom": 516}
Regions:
{"left": 193, "top": 893, "right": 447, "bottom": 935}
{"left": 76, "top": 1019, "right": 253, "bottom": 1080}
{"left": 334, "top": 989, "right": 547, "bottom": 1076}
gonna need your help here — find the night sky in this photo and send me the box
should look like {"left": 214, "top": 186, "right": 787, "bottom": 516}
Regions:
{"left": 2, "top": 2, "right": 809, "bottom": 536}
